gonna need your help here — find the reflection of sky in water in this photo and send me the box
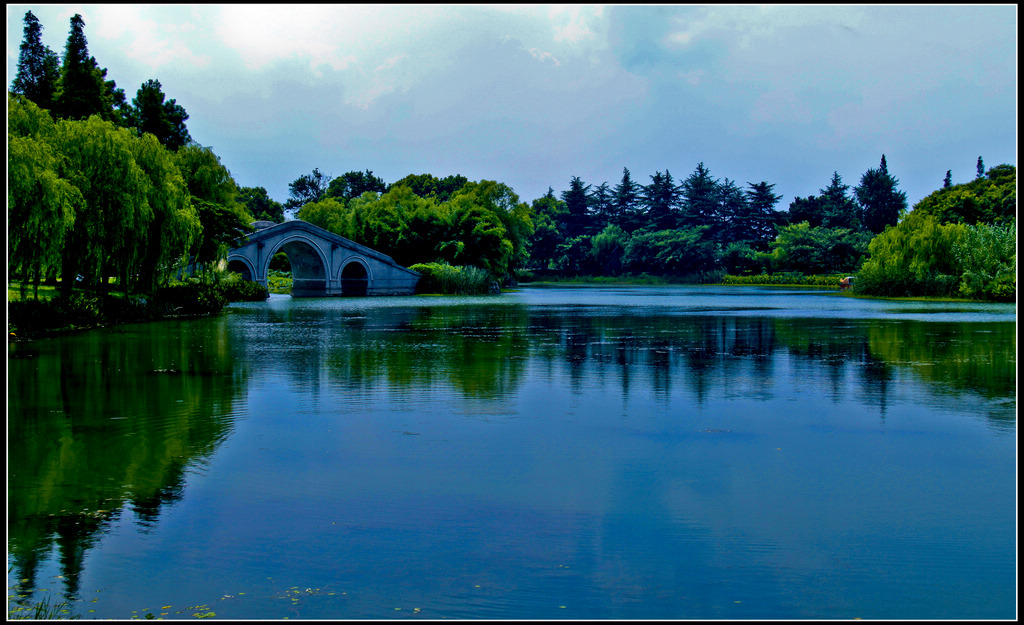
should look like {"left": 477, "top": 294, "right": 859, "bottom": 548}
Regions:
{"left": 7, "top": 286, "right": 1016, "bottom": 620}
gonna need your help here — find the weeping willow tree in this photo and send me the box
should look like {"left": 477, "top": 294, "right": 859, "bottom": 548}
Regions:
{"left": 130, "top": 132, "right": 200, "bottom": 292}
{"left": 7, "top": 94, "right": 242, "bottom": 297}
{"left": 953, "top": 220, "right": 1016, "bottom": 301}
{"left": 7, "top": 95, "right": 81, "bottom": 298}
{"left": 53, "top": 114, "right": 153, "bottom": 295}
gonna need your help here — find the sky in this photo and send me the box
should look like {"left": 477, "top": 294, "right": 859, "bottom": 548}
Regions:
{"left": 6, "top": 4, "right": 1018, "bottom": 211}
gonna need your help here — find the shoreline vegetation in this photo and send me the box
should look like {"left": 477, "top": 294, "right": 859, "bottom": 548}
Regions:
{"left": 7, "top": 273, "right": 268, "bottom": 342}
{"left": 9, "top": 271, "right": 999, "bottom": 343}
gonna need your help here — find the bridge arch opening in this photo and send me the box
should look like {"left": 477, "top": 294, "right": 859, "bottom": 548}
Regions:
{"left": 275, "top": 240, "right": 328, "bottom": 297}
{"left": 340, "top": 261, "right": 369, "bottom": 296}
{"left": 227, "top": 259, "right": 252, "bottom": 281}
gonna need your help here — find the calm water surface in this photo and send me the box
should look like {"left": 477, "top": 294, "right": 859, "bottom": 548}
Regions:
{"left": 7, "top": 285, "right": 1017, "bottom": 619}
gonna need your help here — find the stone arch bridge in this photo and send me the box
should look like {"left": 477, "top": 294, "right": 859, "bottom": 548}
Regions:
{"left": 227, "top": 220, "right": 420, "bottom": 297}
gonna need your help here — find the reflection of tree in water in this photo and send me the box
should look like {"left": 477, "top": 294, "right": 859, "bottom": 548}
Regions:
{"left": 864, "top": 320, "right": 1016, "bottom": 430}
{"left": 537, "top": 314, "right": 780, "bottom": 404}
{"left": 231, "top": 303, "right": 535, "bottom": 401}
{"left": 231, "top": 303, "right": 1014, "bottom": 432}
{"left": 7, "top": 318, "right": 243, "bottom": 603}
{"left": 859, "top": 346, "right": 895, "bottom": 419}
{"left": 130, "top": 460, "right": 189, "bottom": 531}
{"left": 773, "top": 318, "right": 1014, "bottom": 427}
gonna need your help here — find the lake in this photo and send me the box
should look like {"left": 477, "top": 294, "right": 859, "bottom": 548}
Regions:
{"left": 7, "top": 285, "right": 1017, "bottom": 620}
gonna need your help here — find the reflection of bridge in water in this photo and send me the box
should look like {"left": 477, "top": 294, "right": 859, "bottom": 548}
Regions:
{"left": 227, "top": 220, "right": 421, "bottom": 297}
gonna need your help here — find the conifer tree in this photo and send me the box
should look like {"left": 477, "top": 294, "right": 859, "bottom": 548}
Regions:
{"left": 128, "top": 79, "right": 192, "bottom": 151}
{"left": 715, "top": 178, "right": 748, "bottom": 243}
{"left": 612, "top": 167, "right": 641, "bottom": 231}
{"left": 819, "top": 171, "right": 860, "bottom": 230}
{"left": 643, "top": 170, "right": 680, "bottom": 231}
{"left": 976, "top": 156, "right": 985, "bottom": 179}
{"left": 943, "top": 170, "right": 952, "bottom": 189}
{"left": 560, "top": 176, "right": 592, "bottom": 238}
{"left": 11, "top": 11, "right": 61, "bottom": 112}
{"left": 855, "top": 155, "right": 908, "bottom": 234}
{"left": 55, "top": 14, "right": 118, "bottom": 121}
{"left": 589, "top": 181, "right": 614, "bottom": 230}
{"left": 679, "top": 163, "right": 718, "bottom": 230}
{"left": 744, "top": 181, "right": 784, "bottom": 244}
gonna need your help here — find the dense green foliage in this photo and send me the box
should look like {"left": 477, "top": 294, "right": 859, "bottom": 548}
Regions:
{"left": 763, "top": 222, "right": 870, "bottom": 275}
{"left": 216, "top": 272, "right": 270, "bottom": 301}
{"left": 855, "top": 166, "right": 1016, "bottom": 301}
{"left": 9, "top": 11, "right": 246, "bottom": 317}
{"left": 298, "top": 179, "right": 533, "bottom": 281}
{"left": 7, "top": 277, "right": 258, "bottom": 338}
{"left": 239, "top": 185, "right": 285, "bottom": 223}
{"left": 910, "top": 164, "right": 1015, "bottom": 225}
{"left": 952, "top": 220, "right": 1016, "bottom": 301}
{"left": 8, "top": 94, "right": 249, "bottom": 299}
{"left": 856, "top": 211, "right": 966, "bottom": 298}
{"left": 522, "top": 163, "right": 875, "bottom": 280}
{"left": 125, "top": 79, "right": 191, "bottom": 151}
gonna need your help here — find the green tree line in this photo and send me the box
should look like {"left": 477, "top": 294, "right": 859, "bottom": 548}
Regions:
{"left": 523, "top": 156, "right": 912, "bottom": 280}
{"left": 275, "top": 157, "right": 904, "bottom": 288}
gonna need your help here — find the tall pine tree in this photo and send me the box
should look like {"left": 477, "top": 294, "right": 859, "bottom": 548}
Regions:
{"left": 55, "top": 14, "right": 124, "bottom": 122}
{"left": 560, "top": 176, "right": 592, "bottom": 238}
{"left": 589, "top": 181, "right": 614, "bottom": 230}
{"left": 679, "top": 163, "right": 718, "bottom": 230}
{"left": 855, "top": 155, "right": 907, "bottom": 234}
{"left": 744, "top": 181, "right": 783, "bottom": 245}
{"left": 642, "top": 171, "right": 679, "bottom": 230}
{"left": 612, "top": 167, "right": 641, "bottom": 231}
{"left": 715, "top": 178, "right": 748, "bottom": 243}
{"left": 11, "top": 11, "right": 61, "bottom": 112}
{"left": 818, "top": 171, "right": 860, "bottom": 230}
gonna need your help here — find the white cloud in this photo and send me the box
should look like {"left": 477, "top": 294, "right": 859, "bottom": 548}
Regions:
{"left": 527, "top": 47, "right": 561, "bottom": 66}
{"left": 548, "top": 4, "right": 603, "bottom": 44}
{"left": 91, "top": 5, "right": 211, "bottom": 69}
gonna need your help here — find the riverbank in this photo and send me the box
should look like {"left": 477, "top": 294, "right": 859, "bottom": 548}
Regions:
{"left": 7, "top": 278, "right": 268, "bottom": 342}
